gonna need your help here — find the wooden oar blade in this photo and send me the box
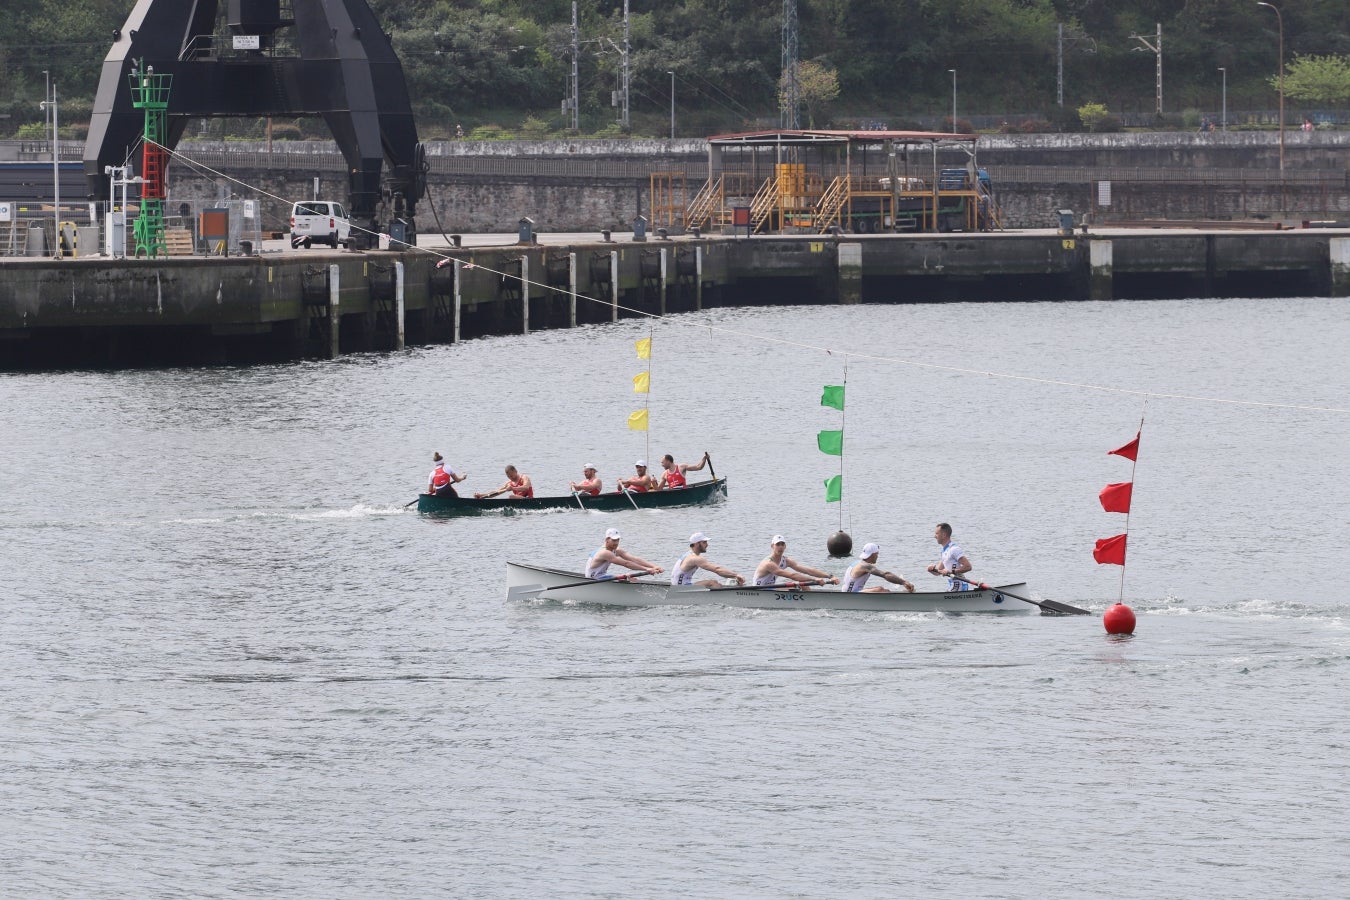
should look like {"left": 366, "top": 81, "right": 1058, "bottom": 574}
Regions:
{"left": 1034, "top": 597, "right": 1093, "bottom": 616}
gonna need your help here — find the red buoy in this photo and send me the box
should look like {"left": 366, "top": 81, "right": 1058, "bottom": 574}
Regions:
{"left": 1103, "top": 602, "right": 1136, "bottom": 635}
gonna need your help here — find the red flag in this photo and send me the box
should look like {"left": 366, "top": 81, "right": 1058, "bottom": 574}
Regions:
{"left": 1098, "top": 481, "right": 1133, "bottom": 514}
{"left": 1093, "top": 534, "right": 1128, "bottom": 566}
{"left": 1108, "top": 433, "right": 1140, "bottom": 461}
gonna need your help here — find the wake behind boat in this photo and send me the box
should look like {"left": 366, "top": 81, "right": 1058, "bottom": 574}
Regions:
{"left": 418, "top": 477, "right": 727, "bottom": 516}
{"left": 506, "top": 562, "right": 1035, "bottom": 613}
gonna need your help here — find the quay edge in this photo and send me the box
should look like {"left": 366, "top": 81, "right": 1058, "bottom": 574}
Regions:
{"left": 1, "top": 229, "right": 1348, "bottom": 369}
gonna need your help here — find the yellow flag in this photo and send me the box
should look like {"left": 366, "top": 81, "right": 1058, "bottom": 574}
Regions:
{"left": 627, "top": 409, "right": 649, "bottom": 431}
{"left": 632, "top": 371, "right": 650, "bottom": 393}
{"left": 635, "top": 337, "right": 651, "bottom": 359}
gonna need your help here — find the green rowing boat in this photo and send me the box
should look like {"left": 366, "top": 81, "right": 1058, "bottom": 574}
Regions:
{"left": 416, "top": 477, "right": 728, "bottom": 516}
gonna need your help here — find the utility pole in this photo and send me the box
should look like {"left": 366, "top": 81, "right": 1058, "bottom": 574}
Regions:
{"left": 1257, "top": 2, "right": 1284, "bottom": 176}
{"left": 1131, "top": 23, "right": 1163, "bottom": 116}
{"left": 621, "top": 0, "right": 630, "bottom": 130}
{"left": 1057, "top": 24, "right": 1063, "bottom": 108}
{"left": 948, "top": 69, "right": 957, "bottom": 130}
{"left": 565, "top": 2, "right": 578, "bottom": 132}
{"left": 780, "top": 0, "right": 800, "bottom": 129}
{"left": 1056, "top": 23, "right": 1095, "bottom": 110}
{"left": 1219, "top": 67, "right": 1227, "bottom": 132}
{"left": 39, "top": 84, "right": 58, "bottom": 258}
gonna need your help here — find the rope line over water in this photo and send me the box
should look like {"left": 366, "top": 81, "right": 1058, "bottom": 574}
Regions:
{"left": 158, "top": 142, "right": 1350, "bottom": 416}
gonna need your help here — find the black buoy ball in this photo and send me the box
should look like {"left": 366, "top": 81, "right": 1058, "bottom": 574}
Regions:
{"left": 826, "top": 530, "right": 853, "bottom": 558}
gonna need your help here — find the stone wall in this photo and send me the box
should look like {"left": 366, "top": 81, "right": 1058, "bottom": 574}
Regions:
{"left": 997, "top": 180, "right": 1350, "bottom": 229}
{"left": 156, "top": 133, "right": 1350, "bottom": 233}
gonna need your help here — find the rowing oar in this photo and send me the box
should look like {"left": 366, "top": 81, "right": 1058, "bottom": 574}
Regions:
{"left": 947, "top": 574, "right": 1091, "bottom": 616}
{"left": 530, "top": 573, "right": 643, "bottom": 596}
{"left": 403, "top": 496, "right": 423, "bottom": 508}
{"left": 620, "top": 487, "right": 641, "bottom": 510}
{"left": 571, "top": 490, "right": 587, "bottom": 510}
{"left": 704, "top": 451, "right": 715, "bottom": 481}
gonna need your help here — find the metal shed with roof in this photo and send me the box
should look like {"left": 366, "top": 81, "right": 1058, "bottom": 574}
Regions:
{"left": 656, "top": 129, "right": 999, "bottom": 235}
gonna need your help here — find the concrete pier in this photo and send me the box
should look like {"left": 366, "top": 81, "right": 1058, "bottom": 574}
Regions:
{"left": 1331, "top": 238, "right": 1350, "bottom": 298}
{"left": 1089, "top": 240, "right": 1113, "bottom": 301}
{"left": 837, "top": 243, "right": 862, "bottom": 306}
{"left": 1, "top": 227, "right": 1346, "bottom": 369}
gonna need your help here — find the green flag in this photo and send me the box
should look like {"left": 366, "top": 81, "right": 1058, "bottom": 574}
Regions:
{"left": 821, "top": 385, "right": 845, "bottom": 410}
{"left": 817, "top": 429, "right": 843, "bottom": 456}
{"left": 824, "top": 474, "right": 842, "bottom": 502}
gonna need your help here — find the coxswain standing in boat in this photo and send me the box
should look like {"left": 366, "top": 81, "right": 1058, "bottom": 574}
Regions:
{"left": 569, "top": 463, "right": 602, "bottom": 497}
{"left": 657, "top": 452, "right": 708, "bottom": 490}
{"left": 926, "top": 522, "right": 973, "bottom": 591}
{"left": 617, "top": 459, "right": 658, "bottom": 493}
{"left": 754, "top": 535, "right": 839, "bottom": 589}
{"left": 585, "top": 527, "right": 664, "bottom": 579}
{"left": 427, "top": 452, "right": 467, "bottom": 496}
{"left": 474, "top": 465, "right": 534, "bottom": 500}
{"left": 842, "top": 543, "right": 915, "bottom": 593}
{"left": 672, "top": 532, "right": 745, "bottom": 587}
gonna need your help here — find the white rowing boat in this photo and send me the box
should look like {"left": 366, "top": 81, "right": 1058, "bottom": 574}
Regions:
{"left": 506, "top": 562, "right": 1036, "bottom": 613}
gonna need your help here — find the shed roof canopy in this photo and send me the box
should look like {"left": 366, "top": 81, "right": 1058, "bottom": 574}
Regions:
{"left": 707, "top": 129, "right": 978, "bottom": 147}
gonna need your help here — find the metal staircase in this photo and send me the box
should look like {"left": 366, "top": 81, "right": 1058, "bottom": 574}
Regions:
{"left": 749, "top": 175, "right": 782, "bottom": 233}
{"left": 684, "top": 175, "right": 723, "bottom": 230}
{"left": 814, "top": 176, "right": 849, "bottom": 233}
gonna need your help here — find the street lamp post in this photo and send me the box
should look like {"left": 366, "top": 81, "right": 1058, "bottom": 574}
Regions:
{"left": 948, "top": 68, "right": 957, "bottom": 131}
{"left": 39, "top": 84, "right": 58, "bottom": 258}
{"left": 667, "top": 71, "right": 675, "bottom": 140}
{"left": 1218, "top": 68, "right": 1227, "bottom": 132}
{"left": 1257, "top": 2, "right": 1284, "bottom": 174}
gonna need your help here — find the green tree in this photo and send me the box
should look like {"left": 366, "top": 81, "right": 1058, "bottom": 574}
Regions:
{"left": 1276, "top": 54, "right": 1350, "bottom": 105}
{"left": 782, "top": 59, "right": 840, "bottom": 127}
{"left": 1077, "top": 101, "right": 1110, "bottom": 132}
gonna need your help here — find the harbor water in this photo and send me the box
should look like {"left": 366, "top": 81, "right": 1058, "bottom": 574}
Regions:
{"left": 2, "top": 297, "right": 1348, "bottom": 897}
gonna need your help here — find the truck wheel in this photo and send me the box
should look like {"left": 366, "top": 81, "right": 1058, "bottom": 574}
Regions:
{"left": 329, "top": 231, "right": 339, "bottom": 248}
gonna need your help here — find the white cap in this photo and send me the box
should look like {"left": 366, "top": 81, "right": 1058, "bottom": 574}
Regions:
{"left": 689, "top": 532, "right": 709, "bottom": 545}
{"left": 605, "top": 528, "right": 621, "bottom": 540}
{"left": 635, "top": 459, "right": 647, "bottom": 468}
{"left": 584, "top": 463, "right": 596, "bottom": 471}
{"left": 771, "top": 535, "right": 787, "bottom": 545}
{"left": 860, "top": 542, "right": 880, "bottom": 559}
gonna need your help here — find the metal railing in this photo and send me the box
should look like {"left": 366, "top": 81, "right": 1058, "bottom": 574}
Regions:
{"left": 111, "top": 144, "right": 1350, "bottom": 188}
{"left": 986, "top": 165, "right": 1350, "bottom": 185}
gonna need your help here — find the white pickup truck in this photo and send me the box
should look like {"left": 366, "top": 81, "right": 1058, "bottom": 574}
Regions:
{"left": 289, "top": 200, "right": 350, "bottom": 249}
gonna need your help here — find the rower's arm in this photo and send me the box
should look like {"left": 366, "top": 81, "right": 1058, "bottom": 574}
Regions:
{"left": 785, "top": 557, "right": 831, "bottom": 580}
{"left": 706, "top": 562, "right": 743, "bottom": 583}
{"left": 618, "top": 550, "right": 661, "bottom": 574}
{"left": 882, "top": 570, "right": 915, "bottom": 591}
{"left": 683, "top": 454, "right": 708, "bottom": 473}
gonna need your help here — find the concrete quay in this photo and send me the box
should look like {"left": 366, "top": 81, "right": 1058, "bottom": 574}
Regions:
{"left": 2, "top": 227, "right": 1348, "bottom": 369}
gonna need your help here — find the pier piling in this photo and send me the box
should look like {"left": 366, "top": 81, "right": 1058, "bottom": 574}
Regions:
{"left": 327, "top": 264, "right": 341, "bottom": 358}
{"left": 1089, "top": 240, "right": 1113, "bottom": 301}
{"left": 838, "top": 243, "right": 862, "bottom": 305}
{"left": 1331, "top": 238, "right": 1350, "bottom": 298}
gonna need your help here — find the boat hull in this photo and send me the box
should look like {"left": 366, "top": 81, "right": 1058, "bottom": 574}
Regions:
{"left": 506, "top": 562, "right": 1035, "bottom": 613}
{"left": 418, "top": 477, "right": 727, "bottom": 516}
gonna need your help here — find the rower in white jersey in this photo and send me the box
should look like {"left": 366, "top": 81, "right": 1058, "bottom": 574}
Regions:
{"left": 841, "top": 543, "right": 915, "bottom": 593}
{"left": 925, "top": 522, "right": 973, "bottom": 591}
{"left": 584, "top": 528, "right": 663, "bottom": 580}
{"left": 671, "top": 532, "right": 745, "bottom": 587}
{"left": 753, "top": 535, "right": 839, "bottom": 589}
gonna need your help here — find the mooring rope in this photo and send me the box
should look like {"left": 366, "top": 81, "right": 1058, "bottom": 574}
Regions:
{"left": 155, "top": 141, "right": 1350, "bottom": 416}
